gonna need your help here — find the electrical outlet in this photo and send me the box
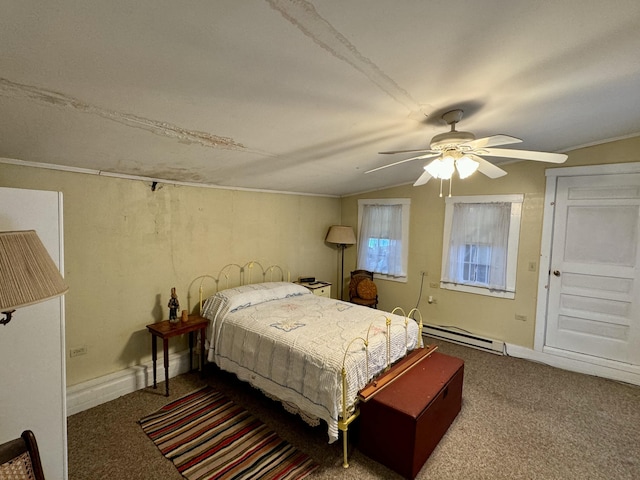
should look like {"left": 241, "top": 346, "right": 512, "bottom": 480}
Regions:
{"left": 419, "top": 270, "right": 427, "bottom": 276}
{"left": 70, "top": 346, "right": 87, "bottom": 357}
{"left": 528, "top": 261, "right": 537, "bottom": 272}
{"left": 514, "top": 314, "right": 527, "bottom": 322}
{"left": 429, "top": 282, "right": 439, "bottom": 288}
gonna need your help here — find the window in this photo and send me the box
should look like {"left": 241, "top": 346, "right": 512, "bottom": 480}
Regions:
{"left": 461, "top": 244, "right": 491, "bottom": 284}
{"left": 441, "top": 194, "right": 523, "bottom": 299}
{"left": 357, "top": 198, "right": 410, "bottom": 282}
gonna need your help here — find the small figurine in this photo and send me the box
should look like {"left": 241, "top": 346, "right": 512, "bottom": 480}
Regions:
{"left": 168, "top": 287, "right": 180, "bottom": 322}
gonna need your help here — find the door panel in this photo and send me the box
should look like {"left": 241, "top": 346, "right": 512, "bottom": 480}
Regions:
{"left": 545, "top": 174, "right": 640, "bottom": 365}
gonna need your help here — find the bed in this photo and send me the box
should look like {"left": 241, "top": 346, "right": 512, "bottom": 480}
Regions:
{"left": 194, "top": 262, "right": 423, "bottom": 467}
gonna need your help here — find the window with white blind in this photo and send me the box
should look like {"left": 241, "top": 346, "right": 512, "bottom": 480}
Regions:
{"left": 357, "top": 198, "right": 410, "bottom": 282}
{"left": 440, "top": 194, "right": 523, "bottom": 299}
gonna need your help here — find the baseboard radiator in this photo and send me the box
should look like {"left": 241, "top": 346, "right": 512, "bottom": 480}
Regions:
{"left": 423, "top": 324, "right": 504, "bottom": 354}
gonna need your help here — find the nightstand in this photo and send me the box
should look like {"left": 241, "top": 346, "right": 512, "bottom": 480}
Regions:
{"left": 146, "top": 315, "right": 208, "bottom": 396}
{"left": 297, "top": 281, "right": 332, "bottom": 298}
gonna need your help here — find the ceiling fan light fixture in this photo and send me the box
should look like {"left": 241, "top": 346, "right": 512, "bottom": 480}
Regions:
{"left": 424, "top": 156, "right": 455, "bottom": 180}
{"left": 455, "top": 155, "right": 479, "bottom": 179}
{"left": 441, "top": 155, "right": 455, "bottom": 179}
{"left": 424, "top": 159, "right": 443, "bottom": 178}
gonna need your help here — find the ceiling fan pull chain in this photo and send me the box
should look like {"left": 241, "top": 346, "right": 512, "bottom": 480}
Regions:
{"left": 439, "top": 178, "right": 443, "bottom": 197}
{"left": 449, "top": 177, "right": 453, "bottom": 197}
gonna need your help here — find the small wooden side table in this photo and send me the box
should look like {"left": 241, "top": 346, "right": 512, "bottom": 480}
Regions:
{"left": 146, "top": 315, "right": 208, "bottom": 396}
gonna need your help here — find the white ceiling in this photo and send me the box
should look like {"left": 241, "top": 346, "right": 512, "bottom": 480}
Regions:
{"left": 2, "top": 1, "right": 640, "bottom": 196}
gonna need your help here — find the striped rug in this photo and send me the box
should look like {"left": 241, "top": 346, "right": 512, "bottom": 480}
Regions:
{"left": 140, "top": 386, "right": 319, "bottom": 480}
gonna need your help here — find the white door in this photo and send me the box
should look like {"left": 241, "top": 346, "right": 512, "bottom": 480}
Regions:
{"left": 0, "top": 187, "right": 67, "bottom": 479}
{"left": 545, "top": 173, "right": 640, "bottom": 365}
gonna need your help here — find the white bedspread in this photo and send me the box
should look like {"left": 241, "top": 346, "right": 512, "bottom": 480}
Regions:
{"left": 201, "top": 282, "right": 419, "bottom": 443}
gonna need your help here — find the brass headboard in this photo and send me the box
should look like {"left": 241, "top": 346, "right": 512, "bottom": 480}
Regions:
{"left": 189, "top": 261, "right": 290, "bottom": 314}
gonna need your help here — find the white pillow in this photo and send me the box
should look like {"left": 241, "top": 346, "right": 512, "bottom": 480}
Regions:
{"left": 202, "top": 281, "right": 309, "bottom": 320}
{"left": 219, "top": 281, "right": 309, "bottom": 312}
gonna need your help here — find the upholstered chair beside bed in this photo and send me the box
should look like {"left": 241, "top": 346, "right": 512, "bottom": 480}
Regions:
{"left": 348, "top": 269, "right": 378, "bottom": 308}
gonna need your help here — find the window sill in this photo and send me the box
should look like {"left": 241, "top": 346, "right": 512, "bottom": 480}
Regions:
{"left": 440, "top": 282, "right": 515, "bottom": 299}
{"left": 374, "top": 273, "right": 408, "bottom": 283}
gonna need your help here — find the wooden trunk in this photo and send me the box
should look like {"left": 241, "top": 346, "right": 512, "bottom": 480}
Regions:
{"left": 358, "top": 351, "right": 464, "bottom": 479}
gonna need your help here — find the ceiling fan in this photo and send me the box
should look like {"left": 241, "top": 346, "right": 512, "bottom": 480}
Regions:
{"left": 367, "top": 109, "right": 567, "bottom": 194}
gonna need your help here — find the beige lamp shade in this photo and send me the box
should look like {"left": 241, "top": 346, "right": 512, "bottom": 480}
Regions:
{"left": 325, "top": 225, "right": 356, "bottom": 246}
{"left": 0, "top": 230, "right": 69, "bottom": 323}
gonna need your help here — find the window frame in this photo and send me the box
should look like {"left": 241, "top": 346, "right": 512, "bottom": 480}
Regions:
{"left": 440, "top": 194, "right": 523, "bottom": 299}
{"left": 357, "top": 198, "right": 410, "bottom": 283}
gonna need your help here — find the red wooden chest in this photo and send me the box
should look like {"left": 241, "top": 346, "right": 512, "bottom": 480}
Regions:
{"left": 358, "top": 351, "right": 464, "bottom": 479}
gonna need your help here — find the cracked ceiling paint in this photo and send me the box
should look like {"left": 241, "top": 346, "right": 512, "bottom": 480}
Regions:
{"left": 0, "top": 77, "right": 247, "bottom": 151}
{"left": 1, "top": 1, "right": 639, "bottom": 196}
{"left": 266, "top": 0, "right": 424, "bottom": 114}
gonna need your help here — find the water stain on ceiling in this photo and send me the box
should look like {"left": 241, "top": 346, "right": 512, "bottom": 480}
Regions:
{"left": 1, "top": 1, "right": 640, "bottom": 196}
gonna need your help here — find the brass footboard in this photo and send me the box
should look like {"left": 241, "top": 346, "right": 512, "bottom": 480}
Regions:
{"left": 339, "top": 308, "right": 423, "bottom": 468}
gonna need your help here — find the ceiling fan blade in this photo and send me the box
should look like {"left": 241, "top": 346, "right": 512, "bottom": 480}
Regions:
{"left": 379, "top": 148, "right": 435, "bottom": 155}
{"left": 464, "top": 134, "right": 522, "bottom": 150}
{"left": 365, "top": 153, "right": 440, "bottom": 174}
{"left": 481, "top": 148, "right": 568, "bottom": 163}
{"left": 413, "top": 170, "right": 433, "bottom": 186}
{"left": 470, "top": 154, "right": 508, "bottom": 179}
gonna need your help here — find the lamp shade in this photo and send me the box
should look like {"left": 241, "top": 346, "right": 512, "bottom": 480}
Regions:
{"left": 424, "top": 157, "right": 455, "bottom": 180}
{"left": 455, "top": 155, "right": 480, "bottom": 179}
{"left": 325, "top": 225, "right": 356, "bottom": 246}
{"left": 0, "top": 230, "right": 69, "bottom": 314}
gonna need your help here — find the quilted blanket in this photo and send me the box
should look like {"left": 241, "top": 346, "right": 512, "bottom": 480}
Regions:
{"left": 201, "top": 282, "right": 419, "bottom": 443}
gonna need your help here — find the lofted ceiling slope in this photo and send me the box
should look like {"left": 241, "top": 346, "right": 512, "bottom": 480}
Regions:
{"left": 2, "top": 1, "right": 640, "bottom": 196}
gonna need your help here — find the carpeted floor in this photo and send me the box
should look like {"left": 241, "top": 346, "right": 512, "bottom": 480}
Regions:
{"left": 67, "top": 340, "right": 640, "bottom": 479}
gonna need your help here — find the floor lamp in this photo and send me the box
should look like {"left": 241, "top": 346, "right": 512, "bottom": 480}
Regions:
{"left": 325, "top": 225, "right": 356, "bottom": 300}
{"left": 0, "top": 230, "right": 69, "bottom": 325}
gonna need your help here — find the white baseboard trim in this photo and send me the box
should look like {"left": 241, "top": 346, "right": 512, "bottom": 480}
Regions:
{"left": 505, "top": 343, "right": 640, "bottom": 387}
{"left": 66, "top": 349, "right": 193, "bottom": 416}
{"left": 67, "top": 343, "right": 639, "bottom": 416}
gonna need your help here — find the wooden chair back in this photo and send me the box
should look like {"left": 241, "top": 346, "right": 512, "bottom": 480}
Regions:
{"left": 0, "top": 430, "right": 45, "bottom": 480}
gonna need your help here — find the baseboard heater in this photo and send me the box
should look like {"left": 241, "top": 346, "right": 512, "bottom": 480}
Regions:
{"left": 422, "top": 324, "right": 504, "bottom": 355}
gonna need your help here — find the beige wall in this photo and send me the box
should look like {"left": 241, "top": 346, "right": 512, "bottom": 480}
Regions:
{"left": 0, "top": 163, "right": 341, "bottom": 385}
{"left": 1, "top": 135, "right": 638, "bottom": 384}
{"left": 341, "top": 135, "right": 640, "bottom": 348}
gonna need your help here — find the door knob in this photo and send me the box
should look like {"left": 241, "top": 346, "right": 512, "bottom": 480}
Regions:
{"left": 553, "top": 270, "right": 561, "bottom": 277}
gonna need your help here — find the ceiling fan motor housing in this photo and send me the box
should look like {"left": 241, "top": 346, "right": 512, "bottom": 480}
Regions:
{"left": 429, "top": 109, "right": 475, "bottom": 151}
{"left": 430, "top": 130, "right": 476, "bottom": 151}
